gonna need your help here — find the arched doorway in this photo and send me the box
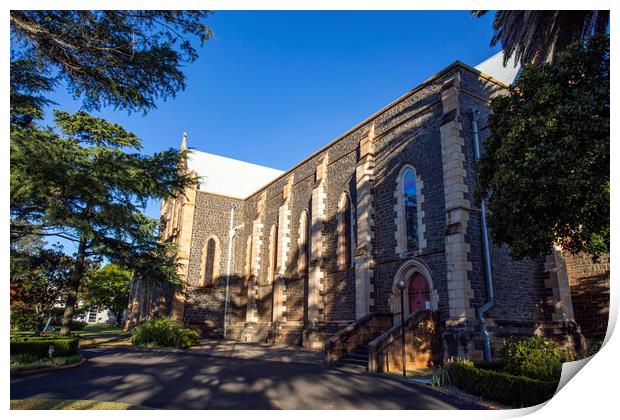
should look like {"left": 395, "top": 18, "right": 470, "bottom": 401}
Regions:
{"left": 391, "top": 259, "right": 438, "bottom": 318}
{"left": 408, "top": 273, "right": 430, "bottom": 313}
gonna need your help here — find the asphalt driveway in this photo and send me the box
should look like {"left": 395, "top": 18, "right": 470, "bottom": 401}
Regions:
{"left": 11, "top": 347, "right": 486, "bottom": 409}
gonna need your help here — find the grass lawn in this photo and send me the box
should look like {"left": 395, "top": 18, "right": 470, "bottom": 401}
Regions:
{"left": 388, "top": 367, "right": 435, "bottom": 378}
{"left": 77, "top": 324, "right": 131, "bottom": 347}
{"left": 10, "top": 324, "right": 131, "bottom": 347}
{"left": 11, "top": 399, "right": 151, "bottom": 410}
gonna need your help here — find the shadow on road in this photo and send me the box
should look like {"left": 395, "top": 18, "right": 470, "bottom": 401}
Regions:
{"left": 11, "top": 348, "right": 486, "bottom": 410}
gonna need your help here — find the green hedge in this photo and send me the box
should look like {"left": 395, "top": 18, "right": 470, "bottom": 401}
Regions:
{"left": 131, "top": 317, "right": 199, "bottom": 349}
{"left": 451, "top": 362, "right": 559, "bottom": 407}
{"left": 11, "top": 335, "right": 80, "bottom": 359}
{"left": 473, "top": 360, "right": 506, "bottom": 371}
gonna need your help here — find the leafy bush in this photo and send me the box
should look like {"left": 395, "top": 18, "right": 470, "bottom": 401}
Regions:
{"left": 10, "top": 305, "right": 37, "bottom": 332}
{"left": 586, "top": 341, "right": 603, "bottom": 357}
{"left": 556, "top": 346, "right": 577, "bottom": 362}
{"left": 10, "top": 335, "right": 80, "bottom": 358}
{"left": 131, "top": 317, "right": 199, "bottom": 349}
{"left": 499, "top": 336, "right": 562, "bottom": 381}
{"left": 431, "top": 365, "right": 454, "bottom": 387}
{"left": 431, "top": 358, "right": 472, "bottom": 387}
{"left": 451, "top": 361, "right": 559, "bottom": 407}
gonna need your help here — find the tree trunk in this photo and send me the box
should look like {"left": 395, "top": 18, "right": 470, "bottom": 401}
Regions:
{"left": 59, "top": 234, "right": 87, "bottom": 335}
{"left": 114, "top": 311, "right": 123, "bottom": 328}
{"left": 34, "top": 306, "right": 42, "bottom": 336}
{"left": 34, "top": 318, "right": 43, "bottom": 336}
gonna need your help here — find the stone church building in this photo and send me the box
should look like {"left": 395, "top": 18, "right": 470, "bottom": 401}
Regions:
{"left": 127, "top": 53, "right": 609, "bottom": 367}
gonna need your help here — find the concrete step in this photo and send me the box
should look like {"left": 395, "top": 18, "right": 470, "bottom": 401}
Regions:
{"left": 340, "top": 354, "right": 368, "bottom": 366}
{"left": 350, "top": 348, "right": 369, "bottom": 357}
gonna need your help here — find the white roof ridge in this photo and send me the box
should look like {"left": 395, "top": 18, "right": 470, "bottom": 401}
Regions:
{"left": 474, "top": 50, "right": 521, "bottom": 86}
{"left": 187, "top": 148, "right": 284, "bottom": 199}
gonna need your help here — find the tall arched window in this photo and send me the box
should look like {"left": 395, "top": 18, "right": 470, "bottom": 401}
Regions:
{"left": 244, "top": 235, "right": 253, "bottom": 284}
{"left": 337, "top": 193, "right": 352, "bottom": 270}
{"left": 267, "top": 224, "right": 278, "bottom": 284}
{"left": 200, "top": 236, "right": 220, "bottom": 287}
{"left": 297, "top": 210, "right": 309, "bottom": 276}
{"left": 402, "top": 168, "right": 419, "bottom": 252}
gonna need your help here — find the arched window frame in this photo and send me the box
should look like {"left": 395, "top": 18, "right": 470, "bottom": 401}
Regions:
{"left": 337, "top": 192, "right": 353, "bottom": 270}
{"left": 297, "top": 210, "right": 309, "bottom": 276}
{"left": 395, "top": 164, "right": 426, "bottom": 257}
{"left": 199, "top": 235, "right": 221, "bottom": 287}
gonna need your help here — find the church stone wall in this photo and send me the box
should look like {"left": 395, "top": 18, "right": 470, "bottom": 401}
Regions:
{"left": 183, "top": 191, "right": 244, "bottom": 336}
{"left": 139, "top": 62, "right": 607, "bottom": 356}
{"left": 566, "top": 253, "right": 610, "bottom": 344}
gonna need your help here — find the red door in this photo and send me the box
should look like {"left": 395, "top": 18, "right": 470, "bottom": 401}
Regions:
{"left": 408, "top": 273, "right": 430, "bottom": 313}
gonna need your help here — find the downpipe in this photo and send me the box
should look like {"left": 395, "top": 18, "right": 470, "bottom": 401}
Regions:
{"left": 472, "top": 109, "right": 495, "bottom": 361}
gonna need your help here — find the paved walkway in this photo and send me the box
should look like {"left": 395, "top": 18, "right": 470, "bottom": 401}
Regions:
{"left": 11, "top": 347, "right": 487, "bottom": 410}
{"left": 85, "top": 338, "right": 326, "bottom": 365}
{"left": 187, "top": 339, "right": 326, "bottom": 365}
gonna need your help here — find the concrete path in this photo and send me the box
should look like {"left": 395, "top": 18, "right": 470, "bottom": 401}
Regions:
{"left": 187, "top": 339, "right": 326, "bottom": 365}
{"left": 83, "top": 338, "right": 326, "bottom": 366}
{"left": 11, "top": 347, "right": 486, "bottom": 410}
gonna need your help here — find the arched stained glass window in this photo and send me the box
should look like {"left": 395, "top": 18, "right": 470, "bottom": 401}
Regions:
{"left": 403, "top": 168, "right": 419, "bottom": 252}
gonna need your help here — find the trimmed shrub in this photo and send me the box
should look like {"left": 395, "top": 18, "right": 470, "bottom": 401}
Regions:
{"left": 131, "top": 317, "right": 199, "bottom": 349}
{"left": 499, "top": 336, "right": 562, "bottom": 381}
{"left": 473, "top": 360, "right": 506, "bottom": 371}
{"left": 451, "top": 362, "right": 559, "bottom": 407}
{"left": 10, "top": 335, "right": 80, "bottom": 358}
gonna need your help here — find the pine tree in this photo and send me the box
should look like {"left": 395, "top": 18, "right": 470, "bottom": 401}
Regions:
{"left": 11, "top": 110, "right": 197, "bottom": 334}
{"left": 10, "top": 11, "right": 208, "bottom": 334}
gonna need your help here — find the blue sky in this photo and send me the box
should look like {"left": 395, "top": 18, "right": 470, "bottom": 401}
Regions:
{"left": 42, "top": 10, "right": 500, "bottom": 251}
